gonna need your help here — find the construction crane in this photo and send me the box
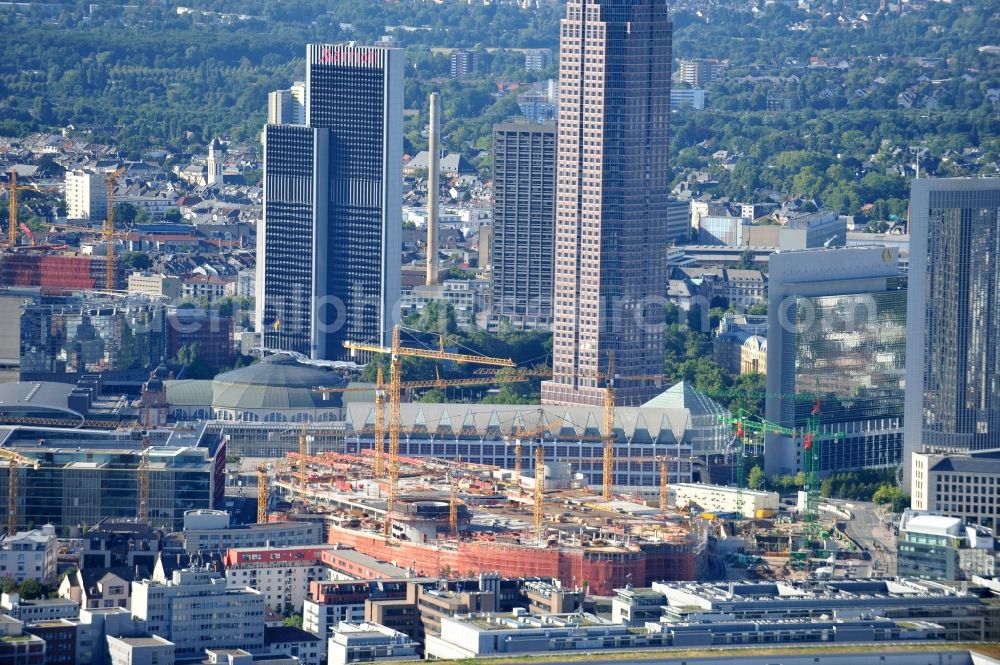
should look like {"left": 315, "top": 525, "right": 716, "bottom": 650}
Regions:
{"left": 315, "top": 368, "right": 532, "bottom": 478}
{"left": 2, "top": 449, "right": 40, "bottom": 535}
{"left": 257, "top": 465, "right": 269, "bottom": 523}
{"left": 47, "top": 217, "right": 131, "bottom": 288}
{"left": 720, "top": 406, "right": 844, "bottom": 526}
{"left": 344, "top": 325, "right": 514, "bottom": 538}
{"left": 137, "top": 407, "right": 152, "bottom": 522}
{"left": 374, "top": 367, "right": 385, "bottom": 477}
{"left": 298, "top": 421, "right": 310, "bottom": 495}
{"left": 104, "top": 167, "right": 126, "bottom": 290}
{"left": 657, "top": 455, "right": 669, "bottom": 513}
{"left": 6, "top": 171, "right": 61, "bottom": 247}
{"left": 505, "top": 417, "right": 551, "bottom": 487}
{"left": 719, "top": 410, "right": 795, "bottom": 519}
{"left": 449, "top": 457, "right": 461, "bottom": 537}
{"left": 534, "top": 443, "right": 544, "bottom": 540}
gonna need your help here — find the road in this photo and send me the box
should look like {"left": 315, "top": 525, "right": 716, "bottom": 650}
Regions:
{"left": 830, "top": 499, "right": 897, "bottom": 576}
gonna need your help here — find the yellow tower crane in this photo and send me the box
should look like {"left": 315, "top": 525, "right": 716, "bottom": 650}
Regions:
{"left": 533, "top": 443, "right": 544, "bottom": 540}
{"left": 344, "top": 325, "right": 514, "bottom": 538}
{"left": 6, "top": 171, "right": 60, "bottom": 247}
{"left": 138, "top": 406, "right": 152, "bottom": 522}
{"left": 3, "top": 450, "right": 41, "bottom": 534}
{"left": 104, "top": 167, "right": 126, "bottom": 290}
{"left": 315, "top": 369, "right": 532, "bottom": 479}
{"left": 657, "top": 455, "right": 669, "bottom": 513}
{"left": 374, "top": 367, "right": 385, "bottom": 477}
{"left": 298, "top": 421, "right": 309, "bottom": 495}
{"left": 257, "top": 464, "right": 269, "bottom": 524}
{"left": 449, "top": 456, "right": 461, "bottom": 537}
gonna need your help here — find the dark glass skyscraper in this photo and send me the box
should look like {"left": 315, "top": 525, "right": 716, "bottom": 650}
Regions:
{"left": 541, "top": 0, "right": 672, "bottom": 407}
{"left": 490, "top": 121, "right": 556, "bottom": 331}
{"left": 904, "top": 178, "right": 1000, "bottom": 488}
{"left": 258, "top": 44, "right": 402, "bottom": 359}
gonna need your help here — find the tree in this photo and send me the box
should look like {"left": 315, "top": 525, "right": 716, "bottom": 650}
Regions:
{"left": 121, "top": 251, "right": 151, "bottom": 271}
{"left": 174, "top": 342, "right": 213, "bottom": 379}
{"left": 418, "top": 388, "right": 447, "bottom": 403}
{"left": 747, "top": 465, "right": 766, "bottom": 490}
{"left": 282, "top": 614, "right": 303, "bottom": 628}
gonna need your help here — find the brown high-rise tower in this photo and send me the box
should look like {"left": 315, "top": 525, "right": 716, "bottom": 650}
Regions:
{"left": 541, "top": 0, "right": 672, "bottom": 407}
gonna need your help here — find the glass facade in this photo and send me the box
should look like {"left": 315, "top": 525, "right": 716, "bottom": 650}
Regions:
{"left": 778, "top": 285, "right": 907, "bottom": 471}
{"left": 0, "top": 443, "right": 219, "bottom": 533}
{"left": 921, "top": 189, "right": 1000, "bottom": 446}
{"left": 20, "top": 299, "right": 165, "bottom": 375}
{"left": 790, "top": 286, "right": 907, "bottom": 426}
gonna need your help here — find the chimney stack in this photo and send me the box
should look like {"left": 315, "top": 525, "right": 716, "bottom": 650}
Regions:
{"left": 426, "top": 92, "right": 441, "bottom": 286}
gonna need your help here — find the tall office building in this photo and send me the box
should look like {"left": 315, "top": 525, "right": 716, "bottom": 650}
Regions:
{"left": 267, "top": 81, "right": 306, "bottom": 125}
{"left": 765, "top": 247, "right": 907, "bottom": 476}
{"left": 904, "top": 178, "right": 1000, "bottom": 489}
{"left": 64, "top": 170, "right": 107, "bottom": 221}
{"left": 491, "top": 120, "right": 557, "bottom": 331}
{"left": 541, "top": 0, "right": 672, "bottom": 407}
{"left": 258, "top": 44, "right": 402, "bottom": 359}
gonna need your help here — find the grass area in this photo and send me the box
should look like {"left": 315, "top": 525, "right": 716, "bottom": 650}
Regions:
{"left": 436, "top": 641, "right": 1000, "bottom": 665}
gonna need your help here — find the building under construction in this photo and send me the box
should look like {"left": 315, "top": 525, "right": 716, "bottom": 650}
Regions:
{"left": 0, "top": 252, "right": 123, "bottom": 290}
{"left": 266, "top": 450, "right": 706, "bottom": 596}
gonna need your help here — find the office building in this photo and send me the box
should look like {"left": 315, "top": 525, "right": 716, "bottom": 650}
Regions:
{"left": 267, "top": 82, "right": 306, "bottom": 126}
{"left": 106, "top": 635, "right": 175, "bottom": 665}
{"left": 542, "top": 0, "right": 673, "bottom": 407}
{"left": 328, "top": 622, "right": 420, "bottom": 665}
{"left": 18, "top": 294, "right": 166, "bottom": 378}
{"left": 904, "top": 178, "right": 1000, "bottom": 489}
{"left": 0, "top": 593, "right": 78, "bottom": 623}
{"left": 223, "top": 545, "right": 334, "bottom": 614}
{"left": 665, "top": 198, "right": 691, "bottom": 245}
{"left": 650, "top": 578, "right": 992, "bottom": 642}
{"left": 64, "top": 170, "right": 107, "bottom": 221}
{"left": 671, "top": 88, "right": 706, "bottom": 110}
{"left": 698, "top": 214, "right": 750, "bottom": 246}
{"left": 678, "top": 58, "right": 722, "bottom": 87}
{"left": 449, "top": 49, "right": 479, "bottom": 78}
{"left": 490, "top": 121, "right": 556, "bottom": 331}
{"left": 258, "top": 44, "right": 402, "bottom": 359}
{"left": 130, "top": 568, "right": 264, "bottom": 660}
{"left": 0, "top": 530, "right": 58, "bottom": 584}
{"left": 24, "top": 619, "right": 77, "bottom": 663}
{"left": 765, "top": 247, "right": 907, "bottom": 476}
{"left": 0, "top": 425, "right": 224, "bottom": 532}
{"left": 0, "top": 615, "right": 46, "bottom": 663}
{"left": 181, "top": 510, "right": 322, "bottom": 554}
{"left": 911, "top": 448, "right": 1000, "bottom": 532}
{"left": 524, "top": 48, "right": 552, "bottom": 71}
{"left": 897, "top": 510, "right": 997, "bottom": 581}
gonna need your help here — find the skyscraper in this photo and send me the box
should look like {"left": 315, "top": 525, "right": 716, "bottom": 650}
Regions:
{"left": 541, "top": 0, "right": 672, "bottom": 407}
{"left": 258, "top": 44, "right": 402, "bottom": 359}
{"left": 491, "top": 120, "right": 556, "bottom": 331}
{"left": 764, "top": 247, "right": 907, "bottom": 477}
{"left": 904, "top": 177, "right": 1000, "bottom": 488}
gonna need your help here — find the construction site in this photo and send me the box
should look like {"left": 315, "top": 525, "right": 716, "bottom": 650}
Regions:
{"left": 2, "top": 169, "right": 130, "bottom": 291}
{"left": 241, "top": 326, "right": 871, "bottom": 593}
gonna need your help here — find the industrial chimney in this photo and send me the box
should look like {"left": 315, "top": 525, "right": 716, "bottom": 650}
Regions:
{"left": 426, "top": 92, "right": 441, "bottom": 286}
